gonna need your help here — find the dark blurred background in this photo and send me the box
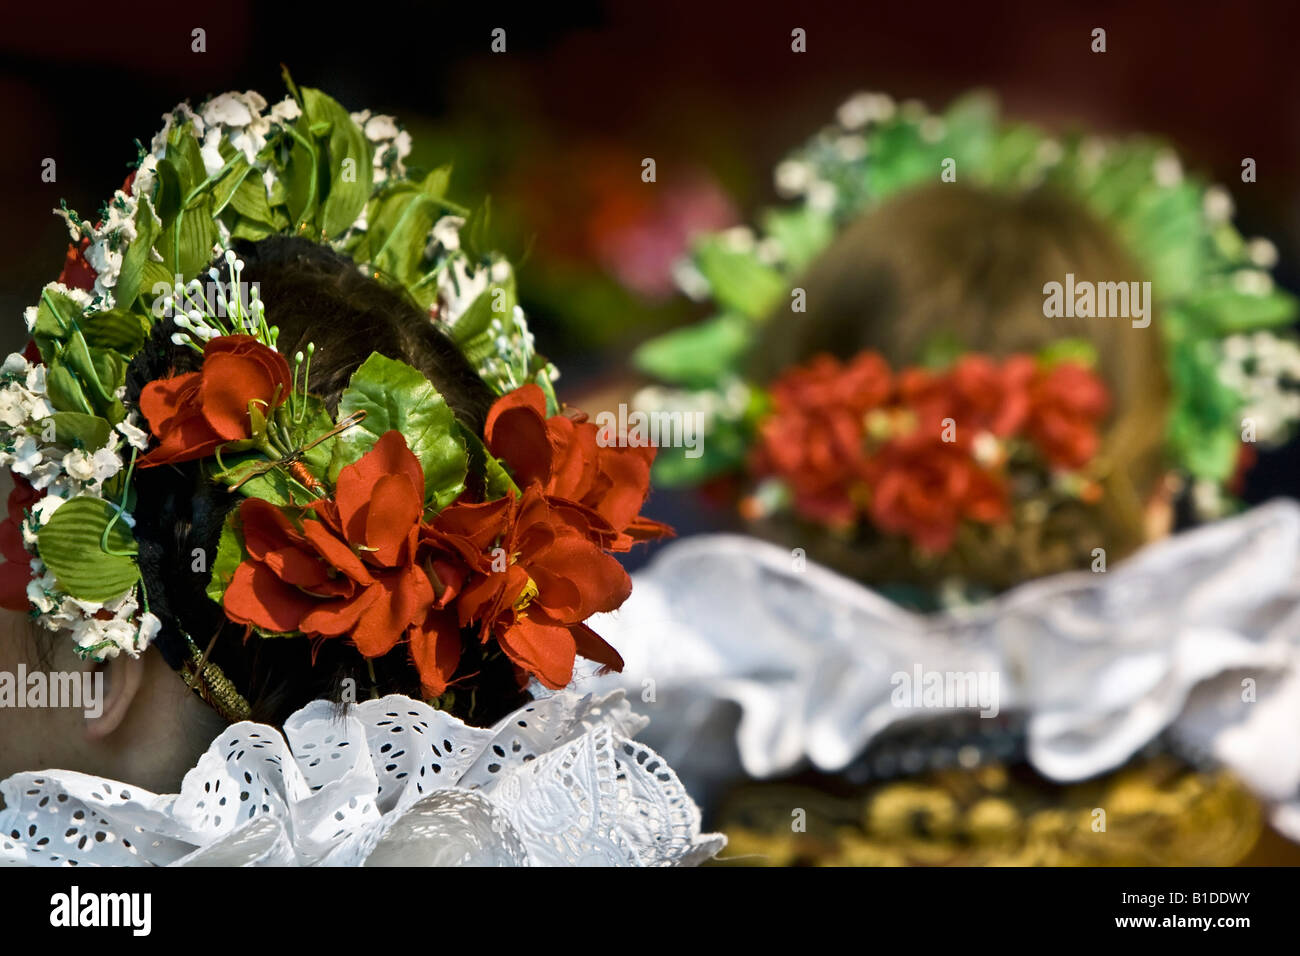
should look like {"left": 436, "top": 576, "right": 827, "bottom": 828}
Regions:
{"left": 3, "top": 0, "right": 1299, "bottom": 539}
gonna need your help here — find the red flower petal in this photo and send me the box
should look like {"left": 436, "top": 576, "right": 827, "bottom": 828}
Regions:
{"left": 223, "top": 561, "right": 317, "bottom": 633}
{"left": 485, "top": 384, "right": 553, "bottom": 486}
{"left": 408, "top": 609, "right": 462, "bottom": 696}
{"left": 497, "top": 617, "right": 576, "bottom": 690}
{"left": 336, "top": 430, "right": 425, "bottom": 543}
{"left": 351, "top": 565, "right": 434, "bottom": 658}
{"left": 571, "top": 621, "right": 625, "bottom": 675}
{"left": 199, "top": 351, "right": 279, "bottom": 441}
{"left": 299, "top": 518, "right": 376, "bottom": 586}
{"left": 300, "top": 586, "right": 379, "bottom": 636}
{"left": 364, "top": 472, "right": 422, "bottom": 566}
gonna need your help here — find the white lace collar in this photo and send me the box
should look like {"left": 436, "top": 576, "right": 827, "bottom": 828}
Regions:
{"left": 0, "top": 690, "right": 724, "bottom": 866}
{"left": 585, "top": 500, "right": 1300, "bottom": 841}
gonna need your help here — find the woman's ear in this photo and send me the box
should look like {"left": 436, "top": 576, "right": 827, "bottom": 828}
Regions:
{"left": 84, "top": 650, "right": 147, "bottom": 742}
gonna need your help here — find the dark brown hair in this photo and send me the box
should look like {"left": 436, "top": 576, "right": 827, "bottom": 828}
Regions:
{"left": 125, "top": 237, "right": 527, "bottom": 727}
{"left": 745, "top": 182, "right": 1171, "bottom": 593}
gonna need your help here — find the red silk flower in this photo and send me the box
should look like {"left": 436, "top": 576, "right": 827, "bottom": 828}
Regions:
{"left": 865, "top": 433, "right": 1008, "bottom": 553}
{"left": 138, "top": 335, "right": 292, "bottom": 467}
{"left": 1024, "top": 361, "right": 1111, "bottom": 469}
{"left": 897, "top": 355, "right": 1034, "bottom": 442}
{"left": 222, "top": 431, "right": 473, "bottom": 696}
{"left": 750, "top": 351, "right": 892, "bottom": 526}
{"left": 482, "top": 383, "right": 672, "bottom": 551}
{"left": 433, "top": 483, "right": 631, "bottom": 690}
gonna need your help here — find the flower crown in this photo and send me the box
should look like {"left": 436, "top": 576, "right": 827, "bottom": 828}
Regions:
{"left": 0, "top": 77, "right": 669, "bottom": 719}
{"left": 634, "top": 91, "right": 1300, "bottom": 520}
{"left": 740, "top": 345, "right": 1108, "bottom": 552}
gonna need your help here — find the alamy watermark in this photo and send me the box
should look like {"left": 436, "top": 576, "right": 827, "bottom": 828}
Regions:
{"left": 594, "top": 403, "right": 704, "bottom": 458}
{"left": 1043, "top": 273, "right": 1152, "bottom": 328}
{"left": 0, "top": 666, "right": 103, "bottom": 718}
{"left": 890, "top": 664, "right": 1000, "bottom": 718}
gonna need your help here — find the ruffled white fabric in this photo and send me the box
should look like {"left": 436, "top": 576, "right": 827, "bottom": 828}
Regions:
{"left": 0, "top": 690, "right": 724, "bottom": 866}
{"left": 583, "top": 499, "right": 1300, "bottom": 840}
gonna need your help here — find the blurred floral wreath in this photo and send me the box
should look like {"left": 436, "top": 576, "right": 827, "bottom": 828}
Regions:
{"left": 633, "top": 91, "right": 1300, "bottom": 530}
{"left": 0, "top": 71, "right": 669, "bottom": 720}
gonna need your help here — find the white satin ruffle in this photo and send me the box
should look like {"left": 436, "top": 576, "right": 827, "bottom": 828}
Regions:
{"left": 583, "top": 500, "right": 1300, "bottom": 839}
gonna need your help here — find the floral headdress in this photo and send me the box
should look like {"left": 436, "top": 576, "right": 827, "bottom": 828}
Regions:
{"left": 634, "top": 91, "right": 1300, "bottom": 521}
{"left": 0, "top": 75, "right": 669, "bottom": 720}
{"left": 745, "top": 348, "right": 1109, "bottom": 553}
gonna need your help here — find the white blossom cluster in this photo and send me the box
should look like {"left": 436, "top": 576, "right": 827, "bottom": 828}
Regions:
{"left": 350, "top": 109, "right": 413, "bottom": 188}
{"left": 0, "top": 349, "right": 156, "bottom": 659}
{"left": 1220, "top": 331, "right": 1300, "bottom": 445}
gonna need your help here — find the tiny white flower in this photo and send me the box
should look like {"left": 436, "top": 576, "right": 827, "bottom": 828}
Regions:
{"left": 24, "top": 364, "right": 46, "bottom": 395}
{"left": 270, "top": 97, "right": 302, "bottom": 123}
{"left": 393, "top": 129, "right": 412, "bottom": 160}
{"left": 32, "top": 494, "right": 65, "bottom": 525}
{"left": 62, "top": 448, "right": 97, "bottom": 482}
{"left": 138, "top": 611, "right": 162, "bottom": 648}
{"left": 363, "top": 114, "right": 400, "bottom": 142}
{"left": 202, "top": 92, "right": 254, "bottom": 128}
{"left": 1153, "top": 151, "right": 1183, "bottom": 188}
{"left": 23, "top": 306, "right": 39, "bottom": 332}
{"left": 27, "top": 575, "right": 56, "bottom": 613}
{"left": 0, "top": 387, "right": 29, "bottom": 427}
{"left": 91, "top": 447, "right": 123, "bottom": 483}
{"left": 432, "top": 216, "right": 464, "bottom": 251}
{"left": 2, "top": 353, "right": 29, "bottom": 376}
{"left": 10, "top": 434, "right": 42, "bottom": 474}
{"left": 116, "top": 416, "right": 152, "bottom": 451}
{"left": 1204, "top": 185, "right": 1234, "bottom": 224}
{"left": 775, "top": 160, "right": 812, "bottom": 197}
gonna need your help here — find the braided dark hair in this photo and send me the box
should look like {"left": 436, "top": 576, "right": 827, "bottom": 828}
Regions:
{"left": 125, "top": 237, "right": 528, "bottom": 728}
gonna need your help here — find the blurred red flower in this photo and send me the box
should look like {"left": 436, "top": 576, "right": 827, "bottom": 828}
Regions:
{"left": 1024, "top": 361, "right": 1110, "bottom": 469}
{"left": 750, "top": 351, "right": 892, "bottom": 526}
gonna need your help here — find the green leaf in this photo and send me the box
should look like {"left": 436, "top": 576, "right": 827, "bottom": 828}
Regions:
{"left": 632, "top": 313, "right": 750, "bottom": 387}
{"left": 60, "top": 333, "right": 114, "bottom": 409}
{"left": 45, "top": 360, "right": 93, "bottom": 415}
{"left": 205, "top": 513, "right": 246, "bottom": 605}
{"left": 229, "top": 174, "right": 276, "bottom": 226}
{"left": 459, "top": 425, "right": 519, "bottom": 500}
{"left": 367, "top": 185, "right": 440, "bottom": 286}
{"left": 329, "top": 353, "right": 468, "bottom": 510}
{"left": 173, "top": 193, "right": 220, "bottom": 281}
{"left": 229, "top": 217, "right": 278, "bottom": 242}
{"left": 80, "top": 309, "right": 149, "bottom": 355}
{"left": 49, "top": 411, "right": 112, "bottom": 450}
{"left": 35, "top": 288, "right": 82, "bottom": 340}
{"left": 1037, "top": 337, "right": 1099, "bottom": 370}
{"left": 282, "top": 121, "right": 320, "bottom": 230}
{"left": 36, "top": 497, "right": 138, "bottom": 602}
{"left": 115, "top": 197, "right": 162, "bottom": 309}
{"left": 209, "top": 153, "right": 253, "bottom": 216}
{"left": 1188, "top": 286, "right": 1299, "bottom": 334}
{"left": 421, "top": 164, "right": 452, "bottom": 202}
{"left": 691, "top": 238, "right": 786, "bottom": 319}
{"left": 301, "top": 87, "right": 374, "bottom": 239}
{"left": 651, "top": 421, "right": 750, "bottom": 487}
{"left": 153, "top": 158, "right": 183, "bottom": 226}
{"left": 762, "top": 207, "right": 833, "bottom": 272}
